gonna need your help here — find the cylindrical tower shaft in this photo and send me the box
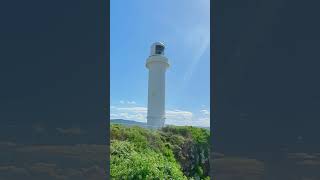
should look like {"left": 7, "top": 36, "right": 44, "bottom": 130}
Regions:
{"left": 146, "top": 42, "right": 169, "bottom": 128}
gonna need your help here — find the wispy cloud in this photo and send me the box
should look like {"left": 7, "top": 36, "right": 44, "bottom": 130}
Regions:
{"left": 182, "top": 25, "right": 210, "bottom": 82}
{"left": 110, "top": 106, "right": 147, "bottom": 122}
{"left": 127, "top": 101, "right": 136, "bottom": 104}
{"left": 163, "top": 0, "right": 210, "bottom": 94}
{"left": 200, "top": 109, "right": 210, "bottom": 116}
{"left": 166, "top": 109, "right": 193, "bottom": 126}
{"left": 169, "top": 0, "right": 210, "bottom": 82}
{"left": 110, "top": 105, "right": 210, "bottom": 127}
{"left": 195, "top": 109, "right": 210, "bottom": 127}
{"left": 119, "top": 100, "right": 137, "bottom": 105}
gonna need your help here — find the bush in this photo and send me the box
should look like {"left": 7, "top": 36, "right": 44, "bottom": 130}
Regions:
{"left": 110, "top": 124, "right": 210, "bottom": 179}
{"left": 111, "top": 140, "right": 186, "bottom": 180}
{"left": 160, "top": 126, "right": 210, "bottom": 178}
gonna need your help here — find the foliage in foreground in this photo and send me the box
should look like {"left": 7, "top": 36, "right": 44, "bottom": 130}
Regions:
{"left": 111, "top": 140, "right": 186, "bottom": 179}
{"left": 110, "top": 124, "right": 210, "bottom": 179}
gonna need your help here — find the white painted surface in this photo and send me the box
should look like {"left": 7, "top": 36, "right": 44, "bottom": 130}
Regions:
{"left": 146, "top": 42, "right": 169, "bottom": 129}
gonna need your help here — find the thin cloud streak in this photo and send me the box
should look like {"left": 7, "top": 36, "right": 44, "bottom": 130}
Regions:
{"left": 182, "top": 26, "right": 210, "bottom": 82}
{"left": 110, "top": 105, "right": 210, "bottom": 127}
{"left": 167, "top": 0, "right": 210, "bottom": 93}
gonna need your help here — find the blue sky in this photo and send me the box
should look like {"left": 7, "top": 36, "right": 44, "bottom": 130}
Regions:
{"left": 110, "top": 0, "right": 210, "bottom": 127}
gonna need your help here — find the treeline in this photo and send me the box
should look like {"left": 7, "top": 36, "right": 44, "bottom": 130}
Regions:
{"left": 110, "top": 124, "right": 210, "bottom": 179}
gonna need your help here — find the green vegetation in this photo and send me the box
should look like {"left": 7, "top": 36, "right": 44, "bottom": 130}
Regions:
{"left": 110, "top": 124, "right": 210, "bottom": 180}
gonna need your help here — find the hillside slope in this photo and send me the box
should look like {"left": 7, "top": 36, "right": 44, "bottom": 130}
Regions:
{"left": 110, "top": 124, "right": 210, "bottom": 179}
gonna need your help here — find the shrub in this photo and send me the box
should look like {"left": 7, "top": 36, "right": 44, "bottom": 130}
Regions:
{"left": 110, "top": 124, "right": 210, "bottom": 179}
{"left": 110, "top": 140, "right": 186, "bottom": 180}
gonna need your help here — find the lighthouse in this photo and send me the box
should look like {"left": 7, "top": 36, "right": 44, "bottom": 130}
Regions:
{"left": 146, "top": 42, "right": 170, "bottom": 129}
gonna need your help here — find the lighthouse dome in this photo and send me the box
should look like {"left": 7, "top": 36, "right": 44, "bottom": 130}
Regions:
{"left": 150, "top": 42, "right": 165, "bottom": 56}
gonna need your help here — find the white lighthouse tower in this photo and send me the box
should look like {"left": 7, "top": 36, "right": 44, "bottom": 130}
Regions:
{"left": 146, "top": 42, "right": 169, "bottom": 129}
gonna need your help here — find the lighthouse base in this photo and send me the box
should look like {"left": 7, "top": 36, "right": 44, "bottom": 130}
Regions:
{"left": 146, "top": 116, "right": 165, "bottom": 129}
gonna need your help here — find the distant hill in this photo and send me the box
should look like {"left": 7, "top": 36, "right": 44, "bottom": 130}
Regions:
{"left": 110, "top": 119, "right": 148, "bottom": 127}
